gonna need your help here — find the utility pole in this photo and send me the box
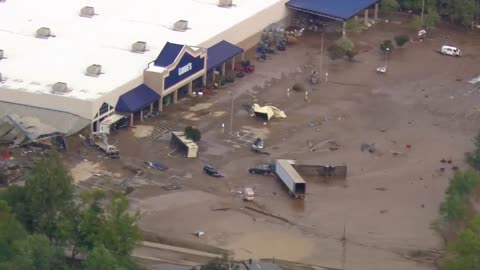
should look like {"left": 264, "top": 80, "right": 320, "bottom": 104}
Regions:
{"left": 421, "top": 0, "right": 425, "bottom": 25}
{"left": 319, "top": 29, "right": 325, "bottom": 80}
{"left": 230, "top": 91, "right": 234, "bottom": 134}
{"left": 341, "top": 221, "right": 347, "bottom": 270}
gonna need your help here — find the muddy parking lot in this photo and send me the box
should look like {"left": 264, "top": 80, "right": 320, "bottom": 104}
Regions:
{"left": 68, "top": 17, "right": 480, "bottom": 270}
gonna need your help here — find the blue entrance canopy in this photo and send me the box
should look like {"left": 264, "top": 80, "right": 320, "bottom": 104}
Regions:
{"left": 154, "top": 42, "right": 184, "bottom": 67}
{"left": 116, "top": 84, "right": 160, "bottom": 113}
{"left": 207, "top": 40, "right": 244, "bottom": 71}
{"left": 286, "top": 0, "right": 379, "bottom": 21}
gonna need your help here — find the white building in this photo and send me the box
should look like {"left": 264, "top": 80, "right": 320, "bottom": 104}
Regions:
{"left": 0, "top": 0, "right": 289, "bottom": 135}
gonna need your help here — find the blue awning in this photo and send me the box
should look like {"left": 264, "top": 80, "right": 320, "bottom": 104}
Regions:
{"left": 154, "top": 42, "right": 184, "bottom": 67}
{"left": 116, "top": 84, "right": 160, "bottom": 113}
{"left": 207, "top": 40, "right": 244, "bottom": 71}
{"left": 286, "top": 0, "right": 379, "bottom": 21}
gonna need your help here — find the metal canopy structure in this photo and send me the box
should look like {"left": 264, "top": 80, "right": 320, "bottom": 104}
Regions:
{"left": 207, "top": 40, "right": 244, "bottom": 71}
{"left": 286, "top": 0, "right": 379, "bottom": 21}
{"left": 116, "top": 84, "right": 160, "bottom": 113}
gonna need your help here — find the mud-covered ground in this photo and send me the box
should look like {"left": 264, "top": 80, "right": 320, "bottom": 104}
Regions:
{"left": 62, "top": 16, "right": 480, "bottom": 270}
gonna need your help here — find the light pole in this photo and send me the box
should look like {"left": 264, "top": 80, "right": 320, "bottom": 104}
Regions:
{"left": 385, "top": 47, "right": 390, "bottom": 68}
{"left": 230, "top": 91, "right": 234, "bottom": 134}
{"left": 319, "top": 29, "right": 325, "bottom": 79}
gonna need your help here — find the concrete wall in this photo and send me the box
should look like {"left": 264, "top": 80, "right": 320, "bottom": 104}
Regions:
{"left": 144, "top": 70, "right": 165, "bottom": 93}
{"left": 0, "top": 87, "right": 94, "bottom": 120}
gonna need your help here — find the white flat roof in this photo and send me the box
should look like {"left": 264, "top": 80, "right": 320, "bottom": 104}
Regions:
{"left": 0, "top": 0, "right": 283, "bottom": 101}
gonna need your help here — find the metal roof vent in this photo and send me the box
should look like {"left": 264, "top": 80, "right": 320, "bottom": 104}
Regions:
{"left": 86, "top": 64, "right": 102, "bottom": 77}
{"left": 36, "top": 27, "right": 53, "bottom": 39}
{"left": 131, "top": 41, "right": 147, "bottom": 53}
{"left": 51, "top": 82, "right": 71, "bottom": 94}
{"left": 173, "top": 20, "right": 189, "bottom": 32}
{"left": 218, "top": 0, "right": 233, "bottom": 7}
{"left": 80, "top": 6, "right": 96, "bottom": 18}
{"left": 0, "top": 73, "right": 3, "bottom": 83}
{"left": 0, "top": 0, "right": 6, "bottom": 3}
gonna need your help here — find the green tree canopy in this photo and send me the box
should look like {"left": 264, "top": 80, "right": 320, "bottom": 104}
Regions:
{"left": 85, "top": 245, "right": 128, "bottom": 270}
{"left": 23, "top": 151, "right": 74, "bottom": 239}
{"left": 98, "top": 193, "right": 141, "bottom": 257}
{"left": 443, "top": 215, "right": 480, "bottom": 270}
{"left": 380, "top": 0, "right": 400, "bottom": 15}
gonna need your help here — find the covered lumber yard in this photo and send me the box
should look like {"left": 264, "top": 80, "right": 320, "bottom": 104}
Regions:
{"left": 3, "top": 1, "right": 480, "bottom": 270}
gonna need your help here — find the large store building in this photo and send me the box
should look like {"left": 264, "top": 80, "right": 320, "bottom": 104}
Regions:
{"left": 0, "top": 0, "right": 379, "bottom": 137}
{"left": 0, "top": 0, "right": 289, "bottom": 135}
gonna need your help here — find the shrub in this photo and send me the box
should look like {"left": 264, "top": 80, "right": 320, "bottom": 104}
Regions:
{"left": 328, "top": 45, "right": 346, "bottom": 60}
{"left": 345, "top": 19, "right": 362, "bottom": 32}
{"left": 380, "top": 0, "right": 400, "bottom": 16}
{"left": 292, "top": 83, "right": 305, "bottom": 92}
{"left": 345, "top": 50, "right": 358, "bottom": 62}
{"left": 185, "top": 126, "right": 201, "bottom": 142}
{"left": 467, "top": 131, "right": 480, "bottom": 170}
{"left": 380, "top": 40, "right": 394, "bottom": 52}
{"left": 394, "top": 34, "right": 410, "bottom": 47}
{"left": 447, "top": 170, "right": 480, "bottom": 197}
{"left": 440, "top": 170, "right": 480, "bottom": 223}
{"left": 440, "top": 191, "right": 467, "bottom": 222}
{"left": 335, "top": 36, "right": 354, "bottom": 52}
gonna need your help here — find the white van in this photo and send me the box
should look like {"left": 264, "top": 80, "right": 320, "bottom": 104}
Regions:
{"left": 441, "top": 45, "right": 461, "bottom": 56}
{"left": 243, "top": 188, "right": 255, "bottom": 201}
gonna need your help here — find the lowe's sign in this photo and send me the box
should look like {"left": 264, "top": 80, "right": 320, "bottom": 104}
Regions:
{"left": 165, "top": 52, "right": 205, "bottom": 90}
{"left": 178, "top": 63, "right": 193, "bottom": 76}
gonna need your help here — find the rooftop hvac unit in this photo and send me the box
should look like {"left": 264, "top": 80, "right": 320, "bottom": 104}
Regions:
{"left": 173, "top": 20, "right": 189, "bottom": 32}
{"left": 36, "top": 27, "right": 51, "bottom": 38}
{"left": 0, "top": 49, "right": 4, "bottom": 60}
{"left": 131, "top": 41, "right": 147, "bottom": 53}
{"left": 86, "top": 64, "right": 102, "bottom": 77}
{"left": 51, "top": 82, "right": 69, "bottom": 94}
{"left": 80, "top": 6, "right": 95, "bottom": 18}
{"left": 0, "top": 73, "right": 3, "bottom": 82}
{"left": 218, "top": 0, "right": 233, "bottom": 7}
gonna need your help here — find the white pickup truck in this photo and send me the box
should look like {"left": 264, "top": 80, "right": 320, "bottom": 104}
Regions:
{"left": 92, "top": 133, "right": 120, "bottom": 158}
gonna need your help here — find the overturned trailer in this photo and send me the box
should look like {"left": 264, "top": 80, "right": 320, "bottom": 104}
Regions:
{"left": 274, "top": 159, "right": 306, "bottom": 199}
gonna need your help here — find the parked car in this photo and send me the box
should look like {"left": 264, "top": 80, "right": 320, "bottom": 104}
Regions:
{"left": 243, "top": 187, "right": 255, "bottom": 201}
{"left": 203, "top": 165, "right": 223, "bottom": 177}
{"left": 441, "top": 45, "right": 461, "bottom": 56}
{"left": 248, "top": 164, "right": 272, "bottom": 175}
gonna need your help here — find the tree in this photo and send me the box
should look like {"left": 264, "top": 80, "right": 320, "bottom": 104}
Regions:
{"left": 335, "top": 36, "right": 354, "bottom": 52}
{"left": 9, "top": 234, "right": 66, "bottom": 270}
{"left": 380, "top": 0, "right": 400, "bottom": 16}
{"left": 447, "top": 170, "right": 480, "bottom": 197}
{"left": 443, "top": 215, "right": 480, "bottom": 270}
{"left": 59, "top": 190, "right": 107, "bottom": 259}
{"left": 328, "top": 45, "right": 346, "bottom": 60}
{"left": 185, "top": 126, "right": 202, "bottom": 142}
{"left": 0, "top": 200, "right": 26, "bottom": 262}
{"left": 449, "top": 0, "right": 477, "bottom": 26}
{"left": 424, "top": 8, "right": 441, "bottom": 28}
{"left": 345, "top": 50, "right": 358, "bottom": 62}
{"left": 380, "top": 40, "right": 394, "bottom": 52}
{"left": 394, "top": 34, "right": 410, "bottom": 47}
{"left": 467, "top": 131, "right": 480, "bottom": 170}
{"left": 98, "top": 193, "right": 140, "bottom": 257}
{"left": 85, "top": 245, "right": 127, "bottom": 270}
{"left": 23, "top": 151, "right": 74, "bottom": 239}
{"left": 440, "top": 191, "right": 467, "bottom": 222}
{"left": 345, "top": 19, "right": 362, "bottom": 32}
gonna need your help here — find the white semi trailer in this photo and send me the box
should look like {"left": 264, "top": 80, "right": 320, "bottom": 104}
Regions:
{"left": 274, "top": 159, "right": 306, "bottom": 199}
